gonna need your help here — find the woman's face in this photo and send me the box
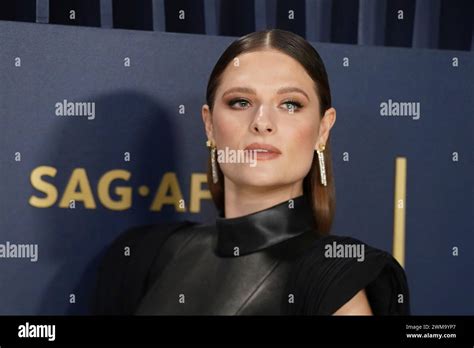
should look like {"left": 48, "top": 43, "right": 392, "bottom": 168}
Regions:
{"left": 202, "top": 49, "right": 335, "bottom": 192}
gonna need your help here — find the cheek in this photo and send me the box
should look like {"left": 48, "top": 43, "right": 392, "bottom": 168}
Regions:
{"left": 288, "top": 119, "right": 318, "bottom": 152}
{"left": 212, "top": 112, "right": 243, "bottom": 147}
{"left": 283, "top": 119, "right": 319, "bottom": 176}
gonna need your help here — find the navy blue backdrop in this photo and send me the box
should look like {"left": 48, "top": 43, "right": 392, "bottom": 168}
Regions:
{"left": 0, "top": 19, "right": 473, "bottom": 315}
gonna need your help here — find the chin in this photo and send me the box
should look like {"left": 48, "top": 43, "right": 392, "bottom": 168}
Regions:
{"left": 232, "top": 173, "right": 285, "bottom": 188}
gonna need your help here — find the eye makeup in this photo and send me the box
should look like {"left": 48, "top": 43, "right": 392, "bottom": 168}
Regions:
{"left": 226, "top": 97, "right": 305, "bottom": 111}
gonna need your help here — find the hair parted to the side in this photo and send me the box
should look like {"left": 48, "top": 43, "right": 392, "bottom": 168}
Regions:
{"left": 205, "top": 28, "right": 335, "bottom": 235}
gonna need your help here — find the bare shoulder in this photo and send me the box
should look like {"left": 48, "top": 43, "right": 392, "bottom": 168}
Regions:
{"left": 332, "top": 288, "right": 373, "bottom": 315}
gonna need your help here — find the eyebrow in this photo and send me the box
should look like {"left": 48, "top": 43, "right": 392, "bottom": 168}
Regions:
{"left": 222, "top": 86, "right": 310, "bottom": 101}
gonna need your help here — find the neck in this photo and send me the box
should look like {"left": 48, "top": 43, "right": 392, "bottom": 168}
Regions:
{"left": 223, "top": 178, "right": 304, "bottom": 218}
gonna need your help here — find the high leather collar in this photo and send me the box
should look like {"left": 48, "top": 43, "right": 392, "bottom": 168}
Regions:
{"left": 215, "top": 194, "right": 315, "bottom": 257}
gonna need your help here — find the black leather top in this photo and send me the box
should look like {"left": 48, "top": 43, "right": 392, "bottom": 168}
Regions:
{"left": 92, "top": 194, "right": 410, "bottom": 315}
{"left": 215, "top": 194, "right": 316, "bottom": 257}
{"left": 134, "top": 195, "right": 320, "bottom": 315}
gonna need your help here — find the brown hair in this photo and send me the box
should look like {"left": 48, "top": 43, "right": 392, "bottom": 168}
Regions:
{"left": 205, "top": 29, "right": 335, "bottom": 235}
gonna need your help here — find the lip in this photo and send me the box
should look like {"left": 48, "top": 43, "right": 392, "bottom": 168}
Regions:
{"left": 244, "top": 143, "right": 282, "bottom": 161}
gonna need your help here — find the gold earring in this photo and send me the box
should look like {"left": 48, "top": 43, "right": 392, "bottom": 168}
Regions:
{"left": 316, "top": 144, "right": 327, "bottom": 187}
{"left": 206, "top": 140, "right": 218, "bottom": 184}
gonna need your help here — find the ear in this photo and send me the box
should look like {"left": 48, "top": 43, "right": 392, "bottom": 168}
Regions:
{"left": 202, "top": 104, "right": 215, "bottom": 142}
{"left": 315, "top": 107, "right": 336, "bottom": 150}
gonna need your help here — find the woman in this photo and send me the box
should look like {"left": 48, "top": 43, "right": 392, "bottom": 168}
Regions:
{"left": 92, "top": 29, "right": 410, "bottom": 315}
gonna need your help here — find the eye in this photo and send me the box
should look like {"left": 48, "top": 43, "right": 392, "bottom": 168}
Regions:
{"left": 282, "top": 100, "right": 303, "bottom": 112}
{"left": 228, "top": 98, "right": 251, "bottom": 109}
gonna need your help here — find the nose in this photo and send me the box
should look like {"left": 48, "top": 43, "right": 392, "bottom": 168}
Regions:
{"left": 250, "top": 105, "right": 275, "bottom": 135}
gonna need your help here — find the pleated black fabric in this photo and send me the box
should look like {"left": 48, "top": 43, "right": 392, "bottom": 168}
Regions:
{"left": 282, "top": 235, "right": 410, "bottom": 315}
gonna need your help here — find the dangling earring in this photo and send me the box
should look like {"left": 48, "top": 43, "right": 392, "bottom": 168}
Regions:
{"left": 316, "top": 144, "right": 327, "bottom": 187}
{"left": 206, "top": 139, "right": 219, "bottom": 184}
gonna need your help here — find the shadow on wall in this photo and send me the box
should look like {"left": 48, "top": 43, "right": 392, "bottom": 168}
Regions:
{"left": 34, "top": 90, "right": 180, "bottom": 314}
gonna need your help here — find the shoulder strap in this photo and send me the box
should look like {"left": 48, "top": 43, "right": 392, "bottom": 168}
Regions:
{"left": 91, "top": 220, "right": 197, "bottom": 315}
